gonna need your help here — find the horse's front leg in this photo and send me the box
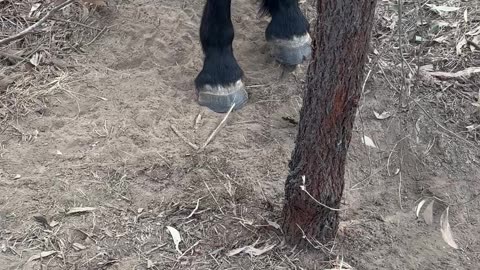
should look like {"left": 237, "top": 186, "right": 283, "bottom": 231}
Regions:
{"left": 195, "top": 0, "right": 248, "bottom": 113}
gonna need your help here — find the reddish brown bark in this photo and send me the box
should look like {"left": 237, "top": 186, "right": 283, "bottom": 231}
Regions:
{"left": 282, "top": 0, "right": 377, "bottom": 246}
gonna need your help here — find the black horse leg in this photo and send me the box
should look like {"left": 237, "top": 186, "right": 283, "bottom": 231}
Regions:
{"left": 261, "top": 0, "right": 312, "bottom": 66}
{"left": 195, "top": 0, "right": 248, "bottom": 113}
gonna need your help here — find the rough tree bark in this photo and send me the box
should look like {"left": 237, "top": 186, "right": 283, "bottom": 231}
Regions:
{"left": 282, "top": 0, "right": 377, "bottom": 246}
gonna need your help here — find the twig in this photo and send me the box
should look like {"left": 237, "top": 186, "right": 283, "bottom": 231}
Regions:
{"left": 177, "top": 240, "right": 201, "bottom": 261}
{"left": 198, "top": 103, "right": 235, "bottom": 151}
{"left": 300, "top": 176, "right": 344, "bottom": 211}
{"left": 145, "top": 244, "right": 167, "bottom": 255}
{"left": 386, "top": 135, "right": 409, "bottom": 176}
{"left": 425, "top": 67, "right": 480, "bottom": 80}
{"left": 182, "top": 197, "right": 204, "bottom": 219}
{"left": 203, "top": 181, "right": 224, "bottom": 215}
{"left": 85, "top": 26, "right": 108, "bottom": 47}
{"left": 170, "top": 124, "right": 199, "bottom": 150}
{"left": 0, "top": 0, "right": 75, "bottom": 46}
{"left": 350, "top": 167, "right": 384, "bottom": 190}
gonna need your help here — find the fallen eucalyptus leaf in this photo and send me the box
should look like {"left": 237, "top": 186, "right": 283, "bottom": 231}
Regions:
{"left": 440, "top": 207, "right": 459, "bottom": 249}
{"left": 166, "top": 226, "right": 182, "bottom": 254}
{"left": 422, "top": 200, "right": 434, "bottom": 225}
{"left": 415, "top": 198, "right": 428, "bottom": 217}
{"left": 66, "top": 207, "right": 96, "bottom": 215}
{"left": 27, "top": 251, "right": 57, "bottom": 262}
{"left": 362, "top": 135, "right": 377, "bottom": 148}
{"left": 373, "top": 110, "right": 392, "bottom": 120}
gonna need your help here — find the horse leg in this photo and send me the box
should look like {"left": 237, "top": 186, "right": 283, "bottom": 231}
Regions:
{"left": 195, "top": 0, "right": 248, "bottom": 113}
{"left": 261, "top": 0, "right": 312, "bottom": 66}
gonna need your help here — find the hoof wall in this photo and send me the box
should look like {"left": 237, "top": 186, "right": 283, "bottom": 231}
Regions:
{"left": 268, "top": 33, "right": 312, "bottom": 66}
{"left": 196, "top": 80, "right": 248, "bottom": 113}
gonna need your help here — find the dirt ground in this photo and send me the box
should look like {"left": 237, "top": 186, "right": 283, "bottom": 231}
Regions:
{"left": 1, "top": 0, "right": 480, "bottom": 269}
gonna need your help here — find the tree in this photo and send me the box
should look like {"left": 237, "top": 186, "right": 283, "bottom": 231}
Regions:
{"left": 282, "top": 0, "right": 378, "bottom": 246}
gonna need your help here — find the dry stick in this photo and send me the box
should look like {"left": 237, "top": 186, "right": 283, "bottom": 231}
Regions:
{"left": 177, "top": 240, "right": 201, "bottom": 261}
{"left": 203, "top": 180, "right": 224, "bottom": 215}
{"left": 386, "top": 135, "right": 409, "bottom": 176}
{"left": 182, "top": 197, "right": 204, "bottom": 219}
{"left": 198, "top": 103, "right": 235, "bottom": 151}
{"left": 84, "top": 26, "right": 108, "bottom": 47}
{"left": 170, "top": 124, "right": 199, "bottom": 150}
{"left": 300, "top": 176, "right": 343, "bottom": 212}
{"left": 0, "top": 0, "right": 75, "bottom": 46}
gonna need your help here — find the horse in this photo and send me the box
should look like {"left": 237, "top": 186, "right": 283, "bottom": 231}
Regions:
{"left": 194, "top": 0, "right": 312, "bottom": 113}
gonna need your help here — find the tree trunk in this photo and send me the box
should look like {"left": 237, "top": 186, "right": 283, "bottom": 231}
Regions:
{"left": 282, "top": 0, "right": 377, "bottom": 246}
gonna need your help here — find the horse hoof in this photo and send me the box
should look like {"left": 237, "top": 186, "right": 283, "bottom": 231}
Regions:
{"left": 196, "top": 80, "right": 248, "bottom": 113}
{"left": 268, "top": 33, "right": 312, "bottom": 66}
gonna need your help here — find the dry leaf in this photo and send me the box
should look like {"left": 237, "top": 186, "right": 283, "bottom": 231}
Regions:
{"left": 361, "top": 135, "right": 377, "bottom": 148}
{"left": 166, "top": 226, "right": 182, "bottom": 254}
{"left": 466, "top": 124, "right": 480, "bottom": 132}
{"left": 227, "top": 243, "right": 276, "bottom": 257}
{"left": 373, "top": 110, "right": 392, "bottom": 120}
{"left": 13, "top": 174, "right": 21, "bottom": 180}
{"left": 440, "top": 207, "right": 459, "bottom": 249}
{"left": 28, "top": 3, "right": 41, "bottom": 17}
{"left": 72, "top": 243, "right": 86, "bottom": 250}
{"left": 456, "top": 37, "right": 467, "bottom": 55}
{"left": 29, "top": 53, "right": 42, "bottom": 67}
{"left": 415, "top": 198, "right": 428, "bottom": 217}
{"left": 422, "top": 200, "right": 434, "bottom": 225}
{"left": 66, "top": 207, "right": 96, "bottom": 215}
{"left": 27, "top": 251, "right": 57, "bottom": 262}
{"left": 49, "top": 220, "right": 59, "bottom": 227}
{"left": 426, "top": 4, "right": 460, "bottom": 14}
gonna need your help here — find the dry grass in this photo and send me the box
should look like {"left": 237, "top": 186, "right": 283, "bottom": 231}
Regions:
{"left": 0, "top": 0, "right": 106, "bottom": 124}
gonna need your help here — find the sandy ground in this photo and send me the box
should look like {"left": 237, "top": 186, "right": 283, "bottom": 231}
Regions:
{"left": 1, "top": 0, "right": 479, "bottom": 269}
